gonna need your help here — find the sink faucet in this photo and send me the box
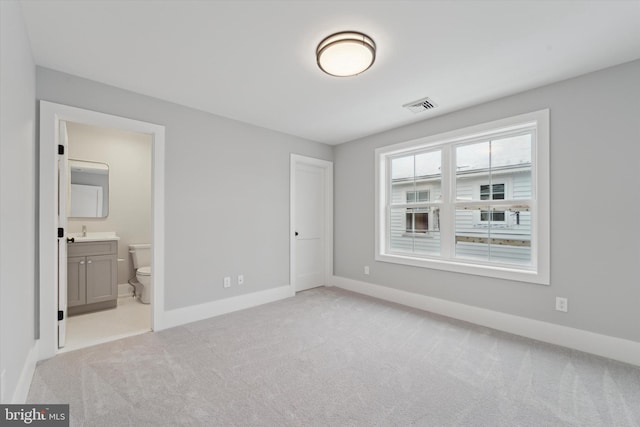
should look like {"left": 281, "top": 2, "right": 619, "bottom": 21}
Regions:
{"left": 82, "top": 225, "right": 87, "bottom": 237}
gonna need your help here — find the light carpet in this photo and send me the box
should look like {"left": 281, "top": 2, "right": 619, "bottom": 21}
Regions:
{"left": 27, "top": 287, "right": 640, "bottom": 426}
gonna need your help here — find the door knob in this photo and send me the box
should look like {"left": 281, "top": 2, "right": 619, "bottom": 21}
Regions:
{"left": 295, "top": 231, "right": 299, "bottom": 236}
{"left": 87, "top": 260, "right": 92, "bottom": 264}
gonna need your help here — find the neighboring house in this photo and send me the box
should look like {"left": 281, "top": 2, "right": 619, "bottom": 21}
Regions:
{"left": 389, "top": 137, "right": 532, "bottom": 266}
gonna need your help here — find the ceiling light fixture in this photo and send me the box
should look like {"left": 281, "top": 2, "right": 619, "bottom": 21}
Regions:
{"left": 316, "top": 31, "right": 376, "bottom": 77}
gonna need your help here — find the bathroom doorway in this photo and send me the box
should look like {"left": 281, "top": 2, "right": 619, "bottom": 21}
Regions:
{"left": 60, "top": 121, "right": 153, "bottom": 352}
{"left": 39, "top": 101, "right": 166, "bottom": 360}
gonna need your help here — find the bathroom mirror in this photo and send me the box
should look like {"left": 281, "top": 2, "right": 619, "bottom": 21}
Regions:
{"left": 69, "top": 159, "right": 109, "bottom": 218}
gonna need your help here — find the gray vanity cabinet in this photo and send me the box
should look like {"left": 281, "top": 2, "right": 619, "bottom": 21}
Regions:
{"left": 67, "top": 256, "right": 87, "bottom": 308}
{"left": 67, "top": 241, "right": 118, "bottom": 315}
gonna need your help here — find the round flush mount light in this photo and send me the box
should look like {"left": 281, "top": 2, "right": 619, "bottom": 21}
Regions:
{"left": 316, "top": 31, "right": 376, "bottom": 77}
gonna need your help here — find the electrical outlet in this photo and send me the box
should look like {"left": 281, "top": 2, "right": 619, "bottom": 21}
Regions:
{"left": 364, "top": 266, "right": 370, "bottom": 275}
{"left": 223, "top": 277, "right": 231, "bottom": 288}
{"left": 555, "top": 297, "right": 568, "bottom": 312}
{"left": 238, "top": 274, "right": 244, "bottom": 285}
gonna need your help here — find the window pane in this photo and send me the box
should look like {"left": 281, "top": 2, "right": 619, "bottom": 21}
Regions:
{"left": 457, "top": 141, "right": 490, "bottom": 170}
{"left": 458, "top": 136, "right": 532, "bottom": 202}
{"left": 479, "top": 184, "right": 506, "bottom": 222}
{"left": 417, "top": 191, "right": 429, "bottom": 202}
{"left": 391, "top": 155, "right": 415, "bottom": 180}
{"left": 415, "top": 150, "right": 442, "bottom": 203}
{"left": 402, "top": 208, "right": 433, "bottom": 233}
{"left": 455, "top": 207, "right": 489, "bottom": 261}
{"left": 414, "top": 211, "right": 428, "bottom": 232}
{"left": 491, "top": 134, "right": 531, "bottom": 168}
{"left": 390, "top": 207, "right": 410, "bottom": 250}
{"left": 390, "top": 207, "right": 440, "bottom": 256}
{"left": 392, "top": 151, "right": 441, "bottom": 206}
{"left": 415, "top": 151, "right": 441, "bottom": 179}
{"left": 480, "top": 184, "right": 505, "bottom": 200}
{"left": 455, "top": 207, "right": 532, "bottom": 265}
{"left": 415, "top": 227, "right": 440, "bottom": 256}
{"left": 492, "top": 184, "right": 505, "bottom": 199}
{"left": 391, "top": 155, "right": 415, "bottom": 204}
{"left": 405, "top": 212, "right": 412, "bottom": 231}
{"left": 456, "top": 142, "right": 490, "bottom": 201}
{"left": 491, "top": 134, "right": 532, "bottom": 200}
{"left": 480, "top": 184, "right": 490, "bottom": 200}
{"left": 415, "top": 151, "right": 441, "bottom": 202}
{"left": 480, "top": 211, "right": 506, "bottom": 222}
{"left": 406, "top": 190, "right": 430, "bottom": 204}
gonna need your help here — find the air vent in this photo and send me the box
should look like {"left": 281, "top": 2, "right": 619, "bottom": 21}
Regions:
{"left": 403, "top": 96, "right": 438, "bottom": 113}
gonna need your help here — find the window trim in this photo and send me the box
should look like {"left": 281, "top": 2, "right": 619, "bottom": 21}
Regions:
{"left": 375, "top": 110, "right": 550, "bottom": 285}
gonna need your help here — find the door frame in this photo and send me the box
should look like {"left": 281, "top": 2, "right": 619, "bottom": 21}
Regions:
{"left": 38, "top": 101, "right": 165, "bottom": 360}
{"left": 289, "top": 154, "right": 333, "bottom": 292}
{"left": 57, "top": 121, "right": 68, "bottom": 348}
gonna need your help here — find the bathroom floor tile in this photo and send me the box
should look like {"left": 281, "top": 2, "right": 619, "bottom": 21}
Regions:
{"left": 62, "top": 295, "right": 151, "bottom": 353}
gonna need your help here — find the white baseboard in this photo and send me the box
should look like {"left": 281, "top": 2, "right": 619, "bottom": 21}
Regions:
{"left": 156, "top": 285, "right": 295, "bottom": 331}
{"left": 10, "top": 342, "right": 39, "bottom": 403}
{"left": 331, "top": 275, "right": 640, "bottom": 366}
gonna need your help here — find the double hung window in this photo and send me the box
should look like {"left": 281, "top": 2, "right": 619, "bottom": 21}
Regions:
{"left": 375, "top": 110, "right": 549, "bottom": 284}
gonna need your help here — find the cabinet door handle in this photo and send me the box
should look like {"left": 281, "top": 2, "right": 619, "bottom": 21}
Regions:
{"left": 80, "top": 261, "right": 85, "bottom": 265}
{"left": 87, "top": 260, "right": 92, "bottom": 264}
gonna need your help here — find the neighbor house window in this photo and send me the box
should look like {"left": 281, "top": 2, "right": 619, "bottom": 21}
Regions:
{"left": 480, "top": 184, "right": 505, "bottom": 222}
{"left": 405, "top": 210, "right": 428, "bottom": 233}
{"left": 405, "top": 191, "right": 430, "bottom": 233}
{"left": 375, "top": 110, "right": 550, "bottom": 284}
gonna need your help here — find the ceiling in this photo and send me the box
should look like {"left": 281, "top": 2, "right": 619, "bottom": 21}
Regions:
{"left": 20, "top": 1, "right": 640, "bottom": 145}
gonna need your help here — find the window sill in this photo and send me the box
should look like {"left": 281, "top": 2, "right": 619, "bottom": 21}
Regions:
{"left": 375, "top": 252, "right": 548, "bottom": 285}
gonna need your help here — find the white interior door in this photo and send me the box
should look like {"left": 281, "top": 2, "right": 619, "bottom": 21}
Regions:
{"left": 57, "top": 121, "right": 69, "bottom": 348}
{"left": 291, "top": 156, "right": 332, "bottom": 292}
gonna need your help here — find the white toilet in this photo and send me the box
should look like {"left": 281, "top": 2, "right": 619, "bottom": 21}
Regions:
{"left": 129, "top": 244, "right": 151, "bottom": 304}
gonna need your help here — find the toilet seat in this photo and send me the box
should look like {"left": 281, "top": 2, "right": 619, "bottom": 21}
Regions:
{"left": 137, "top": 266, "right": 151, "bottom": 276}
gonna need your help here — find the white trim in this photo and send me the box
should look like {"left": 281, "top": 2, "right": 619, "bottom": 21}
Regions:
{"left": 375, "top": 109, "right": 550, "bottom": 285}
{"left": 9, "top": 343, "right": 39, "bottom": 403}
{"left": 290, "top": 154, "right": 334, "bottom": 292}
{"left": 158, "top": 285, "right": 294, "bottom": 330}
{"left": 331, "top": 275, "right": 640, "bottom": 367}
{"left": 38, "top": 101, "right": 165, "bottom": 360}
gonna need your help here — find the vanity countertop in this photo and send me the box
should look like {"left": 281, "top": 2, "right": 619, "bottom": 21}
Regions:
{"left": 67, "top": 232, "right": 120, "bottom": 242}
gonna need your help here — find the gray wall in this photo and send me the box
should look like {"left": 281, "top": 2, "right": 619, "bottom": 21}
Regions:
{"left": 66, "top": 122, "right": 152, "bottom": 285}
{"left": 0, "top": 0, "right": 37, "bottom": 402}
{"left": 334, "top": 59, "right": 640, "bottom": 343}
{"left": 37, "top": 68, "right": 333, "bottom": 311}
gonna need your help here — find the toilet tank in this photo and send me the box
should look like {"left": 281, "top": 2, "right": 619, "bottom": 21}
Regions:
{"left": 129, "top": 244, "right": 151, "bottom": 269}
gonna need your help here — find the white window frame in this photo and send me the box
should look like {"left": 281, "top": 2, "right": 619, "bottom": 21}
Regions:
{"left": 375, "top": 110, "right": 550, "bottom": 285}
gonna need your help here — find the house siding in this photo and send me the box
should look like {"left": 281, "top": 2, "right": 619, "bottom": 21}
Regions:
{"left": 390, "top": 170, "right": 532, "bottom": 265}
